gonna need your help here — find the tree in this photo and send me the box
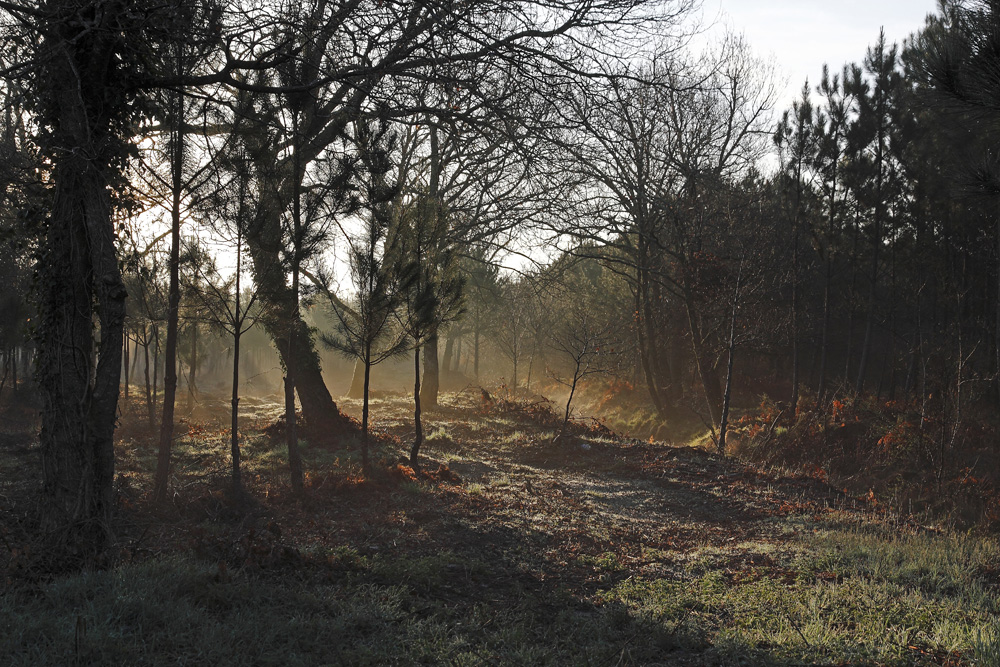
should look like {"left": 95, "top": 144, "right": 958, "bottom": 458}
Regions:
{"left": 321, "top": 120, "right": 409, "bottom": 474}
{"left": 190, "top": 233, "right": 259, "bottom": 496}
{"left": 774, "top": 82, "right": 817, "bottom": 411}
{"left": 225, "top": 0, "right": 696, "bottom": 431}
{"left": 491, "top": 276, "right": 536, "bottom": 392}
{"left": 549, "top": 33, "right": 776, "bottom": 424}
{"left": 139, "top": 6, "right": 222, "bottom": 504}
{"left": 461, "top": 248, "right": 502, "bottom": 383}
{"left": 547, "top": 299, "right": 620, "bottom": 442}
{"left": 392, "top": 196, "right": 465, "bottom": 470}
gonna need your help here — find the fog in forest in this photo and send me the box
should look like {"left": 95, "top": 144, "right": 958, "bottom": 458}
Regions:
{"left": 2, "top": 1, "right": 1000, "bottom": 664}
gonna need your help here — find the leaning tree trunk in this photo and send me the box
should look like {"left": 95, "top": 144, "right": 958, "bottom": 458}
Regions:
{"left": 246, "top": 208, "right": 348, "bottom": 435}
{"left": 38, "top": 31, "right": 126, "bottom": 553}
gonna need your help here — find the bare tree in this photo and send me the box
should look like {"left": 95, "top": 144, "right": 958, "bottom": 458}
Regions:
{"left": 547, "top": 300, "right": 620, "bottom": 441}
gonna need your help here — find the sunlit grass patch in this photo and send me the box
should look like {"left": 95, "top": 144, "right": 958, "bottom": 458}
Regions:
{"left": 498, "top": 430, "right": 530, "bottom": 447}
{"left": 488, "top": 472, "right": 512, "bottom": 488}
{"left": 600, "top": 517, "right": 1000, "bottom": 665}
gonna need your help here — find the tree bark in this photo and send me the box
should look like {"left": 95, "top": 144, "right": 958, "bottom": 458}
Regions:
{"left": 410, "top": 345, "right": 423, "bottom": 469}
{"left": 683, "top": 287, "right": 723, "bottom": 426}
{"left": 361, "top": 346, "right": 372, "bottom": 474}
{"left": 421, "top": 330, "right": 440, "bottom": 408}
{"left": 245, "top": 214, "right": 347, "bottom": 434}
{"left": 347, "top": 358, "right": 365, "bottom": 398}
{"left": 38, "top": 26, "right": 126, "bottom": 551}
{"left": 186, "top": 322, "right": 199, "bottom": 412}
{"left": 442, "top": 333, "right": 455, "bottom": 375}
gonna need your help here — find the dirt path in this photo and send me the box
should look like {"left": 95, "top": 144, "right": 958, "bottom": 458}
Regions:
{"left": 319, "top": 391, "right": 861, "bottom": 598}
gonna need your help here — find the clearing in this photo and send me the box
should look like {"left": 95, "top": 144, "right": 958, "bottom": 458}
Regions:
{"left": 1, "top": 390, "right": 998, "bottom": 666}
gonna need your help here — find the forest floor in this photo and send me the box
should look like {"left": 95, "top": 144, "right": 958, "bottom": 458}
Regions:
{"left": 1, "top": 389, "right": 999, "bottom": 666}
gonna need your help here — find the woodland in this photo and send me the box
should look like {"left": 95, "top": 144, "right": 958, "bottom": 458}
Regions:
{"left": 1, "top": 0, "right": 1000, "bottom": 664}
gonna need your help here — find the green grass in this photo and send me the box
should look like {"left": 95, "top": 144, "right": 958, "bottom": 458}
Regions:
{"left": 0, "top": 554, "right": 706, "bottom": 666}
{"left": 601, "top": 515, "right": 1000, "bottom": 665}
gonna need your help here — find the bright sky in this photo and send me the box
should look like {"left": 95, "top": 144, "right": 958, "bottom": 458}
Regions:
{"left": 714, "top": 0, "right": 941, "bottom": 108}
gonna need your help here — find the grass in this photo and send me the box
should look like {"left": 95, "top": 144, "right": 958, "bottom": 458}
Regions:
{"left": 19, "top": 521, "right": 991, "bottom": 666}
{"left": 3, "top": 390, "right": 1000, "bottom": 665}
{"left": 0, "top": 554, "right": 709, "bottom": 666}
{"left": 602, "top": 514, "right": 1000, "bottom": 665}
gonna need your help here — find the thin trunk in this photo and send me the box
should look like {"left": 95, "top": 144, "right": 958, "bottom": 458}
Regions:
{"left": 473, "top": 325, "right": 480, "bottom": 382}
{"left": 844, "top": 206, "right": 862, "bottom": 382}
{"left": 857, "top": 71, "right": 887, "bottom": 395}
{"left": 718, "top": 260, "right": 744, "bottom": 456}
{"left": 526, "top": 341, "right": 536, "bottom": 391}
{"left": 154, "top": 84, "right": 185, "bottom": 504}
{"left": 186, "top": 323, "right": 198, "bottom": 412}
{"left": 638, "top": 267, "right": 667, "bottom": 415}
{"left": 684, "top": 286, "right": 723, "bottom": 425}
{"left": 152, "top": 324, "right": 160, "bottom": 412}
{"left": 362, "top": 346, "right": 372, "bottom": 474}
{"left": 791, "top": 162, "right": 801, "bottom": 413}
{"left": 410, "top": 345, "right": 423, "bottom": 469}
{"left": 442, "top": 333, "right": 455, "bottom": 374}
{"left": 143, "top": 338, "right": 154, "bottom": 426}
{"left": 231, "top": 251, "right": 243, "bottom": 497}
{"left": 286, "top": 111, "right": 304, "bottom": 495}
{"left": 122, "top": 334, "right": 130, "bottom": 401}
{"left": 556, "top": 372, "right": 579, "bottom": 442}
{"left": 818, "top": 146, "right": 839, "bottom": 402}
{"left": 0, "top": 352, "right": 9, "bottom": 400}
{"left": 511, "top": 351, "right": 518, "bottom": 393}
{"left": 130, "top": 335, "right": 140, "bottom": 380}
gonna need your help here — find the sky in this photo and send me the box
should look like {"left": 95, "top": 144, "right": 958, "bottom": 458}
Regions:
{"left": 713, "top": 0, "right": 941, "bottom": 108}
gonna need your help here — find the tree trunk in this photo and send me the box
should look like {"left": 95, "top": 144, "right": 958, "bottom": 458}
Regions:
{"left": 122, "top": 334, "right": 130, "bottom": 401}
{"left": 442, "top": 333, "right": 455, "bottom": 375}
{"left": 347, "top": 358, "right": 365, "bottom": 398}
{"left": 38, "top": 52, "right": 125, "bottom": 553}
{"left": 637, "top": 270, "right": 668, "bottom": 416}
{"left": 361, "top": 347, "right": 372, "bottom": 474}
{"left": 143, "top": 338, "right": 154, "bottom": 426}
{"left": 473, "top": 326, "right": 480, "bottom": 382}
{"left": 247, "top": 236, "right": 346, "bottom": 434}
{"left": 684, "top": 287, "right": 723, "bottom": 425}
{"left": 718, "top": 262, "right": 743, "bottom": 456}
{"left": 152, "top": 324, "right": 160, "bottom": 412}
{"left": 410, "top": 345, "right": 423, "bottom": 469}
{"left": 186, "top": 322, "right": 199, "bottom": 412}
{"left": 231, "top": 314, "right": 242, "bottom": 495}
{"left": 287, "top": 113, "right": 304, "bottom": 495}
{"left": 243, "top": 123, "right": 348, "bottom": 435}
{"left": 420, "top": 329, "right": 439, "bottom": 408}
{"left": 154, "top": 86, "right": 185, "bottom": 504}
